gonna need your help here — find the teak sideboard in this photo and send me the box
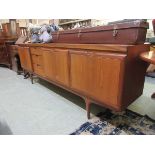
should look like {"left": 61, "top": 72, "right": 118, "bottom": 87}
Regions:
{"left": 18, "top": 43, "right": 150, "bottom": 118}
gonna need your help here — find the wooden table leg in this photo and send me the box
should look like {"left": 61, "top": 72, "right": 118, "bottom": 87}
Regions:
{"left": 85, "top": 98, "right": 91, "bottom": 119}
{"left": 151, "top": 93, "right": 155, "bottom": 99}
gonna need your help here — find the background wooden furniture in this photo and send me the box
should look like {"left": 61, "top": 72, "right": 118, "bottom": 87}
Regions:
{"left": 0, "top": 41, "right": 8, "bottom": 66}
{"left": 18, "top": 46, "right": 33, "bottom": 81}
{"left": 58, "top": 19, "right": 104, "bottom": 30}
{"left": 18, "top": 43, "right": 149, "bottom": 118}
{"left": 0, "top": 22, "right": 19, "bottom": 67}
{"left": 0, "top": 38, "right": 17, "bottom": 68}
{"left": 0, "top": 21, "right": 29, "bottom": 69}
{"left": 19, "top": 27, "right": 28, "bottom": 36}
{"left": 59, "top": 19, "right": 91, "bottom": 30}
{"left": 146, "top": 46, "right": 155, "bottom": 74}
{"left": 7, "top": 45, "right": 22, "bottom": 73}
{"left": 1, "top": 22, "right": 20, "bottom": 37}
{"left": 140, "top": 50, "right": 155, "bottom": 99}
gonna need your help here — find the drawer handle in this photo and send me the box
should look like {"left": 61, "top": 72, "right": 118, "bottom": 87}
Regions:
{"left": 37, "top": 64, "right": 41, "bottom": 66}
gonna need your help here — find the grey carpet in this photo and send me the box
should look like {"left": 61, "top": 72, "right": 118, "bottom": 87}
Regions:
{"left": 0, "top": 67, "right": 87, "bottom": 134}
{"left": 0, "top": 67, "right": 155, "bottom": 134}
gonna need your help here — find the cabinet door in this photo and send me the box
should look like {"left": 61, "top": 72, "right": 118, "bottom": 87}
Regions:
{"left": 18, "top": 47, "right": 32, "bottom": 72}
{"left": 70, "top": 50, "right": 90, "bottom": 94}
{"left": 42, "top": 48, "right": 56, "bottom": 80}
{"left": 88, "top": 52, "right": 125, "bottom": 107}
{"left": 54, "top": 49, "right": 69, "bottom": 87}
{"left": 70, "top": 50, "right": 125, "bottom": 108}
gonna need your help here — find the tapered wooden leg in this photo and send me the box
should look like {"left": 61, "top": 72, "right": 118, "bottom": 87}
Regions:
{"left": 151, "top": 93, "right": 155, "bottom": 99}
{"left": 85, "top": 98, "right": 91, "bottom": 119}
{"left": 30, "top": 73, "right": 33, "bottom": 84}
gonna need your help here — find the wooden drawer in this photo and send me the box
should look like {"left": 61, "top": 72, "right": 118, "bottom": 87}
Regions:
{"left": 31, "top": 54, "right": 38, "bottom": 64}
{"left": 54, "top": 49, "right": 69, "bottom": 86}
{"left": 31, "top": 54, "right": 44, "bottom": 67}
{"left": 37, "top": 55, "right": 44, "bottom": 66}
{"left": 30, "top": 47, "right": 42, "bottom": 56}
{"left": 33, "top": 63, "right": 45, "bottom": 77}
{"left": 41, "top": 47, "right": 54, "bottom": 52}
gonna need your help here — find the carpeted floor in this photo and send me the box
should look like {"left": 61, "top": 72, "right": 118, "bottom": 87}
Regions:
{"left": 0, "top": 67, "right": 87, "bottom": 134}
{"left": 0, "top": 67, "right": 155, "bottom": 135}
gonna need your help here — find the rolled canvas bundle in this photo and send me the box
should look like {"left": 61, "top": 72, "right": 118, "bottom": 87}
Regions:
{"left": 30, "top": 24, "right": 59, "bottom": 43}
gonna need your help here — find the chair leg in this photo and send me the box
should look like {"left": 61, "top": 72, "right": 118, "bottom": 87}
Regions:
{"left": 30, "top": 73, "right": 33, "bottom": 84}
{"left": 85, "top": 98, "right": 91, "bottom": 119}
{"left": 151, "top": 93, "right": 155, "bottom": 99}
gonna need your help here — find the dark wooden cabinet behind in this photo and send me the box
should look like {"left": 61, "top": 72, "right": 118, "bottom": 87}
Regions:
{"left": 18, "top": 43, "right": 150, "bottom": 118}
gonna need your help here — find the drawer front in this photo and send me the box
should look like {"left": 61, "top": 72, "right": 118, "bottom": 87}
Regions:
{"left": 37, "top": 55, "right": 44, "bottom": 66}
{"left": 30, "top": 47, "right": 42, "bottom": 56}
{"left": 31, "top": 54, "right": 38, "bottom": 64}
{"left": 33, "top": 63, "right": 45, "bottom": 77}
{"left": 31, "top": 48, "right": 45, "bottom": 77}
{"left": 43, "top": 49, "right": 56, "bottom": 81}
{"left": 31, "top": 54, "right": 44, "bottom": 67}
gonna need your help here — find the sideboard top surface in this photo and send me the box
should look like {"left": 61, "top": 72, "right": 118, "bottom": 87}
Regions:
{"left": 18, "top": 43, "right": 134, "bottom": 53}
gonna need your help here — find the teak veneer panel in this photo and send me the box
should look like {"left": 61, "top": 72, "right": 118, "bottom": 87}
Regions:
{"left": 54, "top": 49, "right": 69, "bottom": 86}
{"left": 42, "top": 47, "right": 69, "bottom": 87}
{"left": 31, "top": 47, "right": 43, "bottom": 56}
{"left": 18, "top": 47, "right": 33, "bottom": 72}
{"left": 18, "top": 43, "right": 129, "bottom": 53}
{"left": 18, "top": 43, "right": 150, "bottom": 118}
{"left": 70, "top": 50, "right": 89, "bottom": 94}
{"left": 42, "top": 48, "right": 56, "bottom": 81}
{"left": 121, "top": 45, "right": 150, "bottom": 109}
{"left": 70, "top": 50, "right": 126, "bottom": 108}
{"left": 87, "top": 54, "right": 125, "bottom": 108}
{"left": 33, "top": 63, "right": 45, "bottom": 77}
